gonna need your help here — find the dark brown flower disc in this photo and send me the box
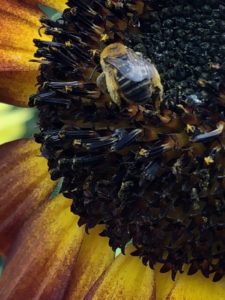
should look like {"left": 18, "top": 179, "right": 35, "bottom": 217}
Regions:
{"left": 30, "top": 0, "right": 225, "bottom": 281}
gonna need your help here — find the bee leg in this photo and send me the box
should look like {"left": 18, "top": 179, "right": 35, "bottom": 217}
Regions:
{"left": 96, "top": 72, "right": 108, "bottom": 95}
{"left": 192, "top": 123, "right": 224, "bottom": 143}
{"left": 105, "top": 69, "right": 121, "bottom": 106}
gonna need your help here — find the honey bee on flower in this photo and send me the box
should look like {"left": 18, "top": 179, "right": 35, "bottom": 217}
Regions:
{"left": 97, "top": 42, "right": 163, "bottom": 110}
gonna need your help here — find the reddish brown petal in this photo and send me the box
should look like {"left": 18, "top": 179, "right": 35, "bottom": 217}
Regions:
{"left": 85, "top": 246, "right": 156, "bottom": 300}
{"left": 0, "top": 139, "right": 56, "bottom": 255}
{"left": 65, "top": 226, "right": 114, "bottom": 300}
{"left": 0, "top": 195, "right": 84, "bottom": 300}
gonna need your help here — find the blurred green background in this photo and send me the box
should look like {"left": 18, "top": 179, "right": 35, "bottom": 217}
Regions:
{"left": 0, "top": 103, "right": 37, "bottom": 145}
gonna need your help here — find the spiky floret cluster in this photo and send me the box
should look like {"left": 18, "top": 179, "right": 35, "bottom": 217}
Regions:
{"left": 30, "top": 0, "right": 225, "bottom": 281}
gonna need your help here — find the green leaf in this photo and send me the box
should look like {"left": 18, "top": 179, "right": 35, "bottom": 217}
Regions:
{"left": 49, "top": 178, "right": 64, "bottom": 200}
{"left": 38, "top": 4, "right": 62, "bottom": 21}
{"left": 115, "top": 248, "right": 122, "bottom": 257}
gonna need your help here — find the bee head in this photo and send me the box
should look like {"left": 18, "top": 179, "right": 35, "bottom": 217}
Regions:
{"left": 100, "top": 43, "right": 128, "bottom": 62}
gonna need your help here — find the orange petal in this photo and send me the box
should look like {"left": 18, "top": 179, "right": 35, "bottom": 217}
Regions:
{"left": 0, "top": 69, "right": 38, "bottom": 107}
{"left": 0, "top": 139, "right": 56, "bottom": 255}
{"left": 0, "top": 195, "right": 84, "bottom": 300}
{"left": 165, "top": 271, "right": 225, "bottom": 300}
{"left": 0, "top": 1, "right": 46, "bottom": 107}
{"left": 0, "top": 2, "right": 40, "bottom": 51}
{"left": 87, "top": 246, "right": 156, "bottom": 300}
{"left": 65, "top": 226, "right": 115, "bottom": 300}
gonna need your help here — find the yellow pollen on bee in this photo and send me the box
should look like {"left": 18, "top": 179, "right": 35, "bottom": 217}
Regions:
{"left": 204, "top": 156, "right": 214, "bottom": 165}
{"left": 100, "top": 33, "right": 110, "bottom": 42}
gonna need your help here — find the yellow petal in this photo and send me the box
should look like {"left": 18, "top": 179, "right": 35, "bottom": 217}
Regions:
{"left": 66, "top": 226, "right": 115, "bottom": 300}
{"left": 0, "top": 1, "right": 47, "bottom": 107}
{"left": 166, "top": 272, "right": 225, "bottom": 300}
{"left": 0, "top": 195, "right": 84, "bottom": 300}
{"left": 155, "top": 265, "right": 179, "bottom": 300}
{"left": 88, "top": 246, "right": 155, "bottom": 300}
{"left": 0, "top": 139, "right": 56, "bottom": 255}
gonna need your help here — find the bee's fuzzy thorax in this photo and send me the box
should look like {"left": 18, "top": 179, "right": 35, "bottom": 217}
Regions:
{"left": 30, "top": 0, "right": 225, "bottom": 282}
{"left": 100, "top": 43, "right": 127, "bottom": 61}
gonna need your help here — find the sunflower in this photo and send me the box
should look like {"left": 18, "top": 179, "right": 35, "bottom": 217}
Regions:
{"left": 1, "top": 0, "right": 225, "bottom": 299}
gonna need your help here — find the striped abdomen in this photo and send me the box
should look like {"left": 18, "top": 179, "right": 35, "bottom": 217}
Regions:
{"left": 116, "top": 71, "right": 151, "bottom": 104}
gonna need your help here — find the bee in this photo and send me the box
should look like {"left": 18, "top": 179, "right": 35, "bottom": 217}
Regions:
{"left": 96, "top": 43, "right": 163, "bottom": 110}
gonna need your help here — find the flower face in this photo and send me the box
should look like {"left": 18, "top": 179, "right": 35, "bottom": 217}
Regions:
{"left": 1, "top": 1, "right": 225, "bottom": 299}
{"left": 30, "top": 0, "right": 225, "bottom": 282}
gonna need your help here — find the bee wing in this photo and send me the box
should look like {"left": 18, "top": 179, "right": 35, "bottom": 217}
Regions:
{"left": 105, "top": 50, "right": 153, "bottom": 82}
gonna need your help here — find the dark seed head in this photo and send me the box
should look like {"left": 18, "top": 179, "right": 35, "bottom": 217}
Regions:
{"left": 31, "top": 0, "right": 225, "bottom": 281}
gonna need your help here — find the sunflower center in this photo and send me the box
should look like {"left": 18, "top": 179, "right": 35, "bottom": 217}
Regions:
{"left": 31, "top": 0, "right": 225, "bottom": 282}
{"left": 127, "top": 0, "right": 225, "bottom": 107}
